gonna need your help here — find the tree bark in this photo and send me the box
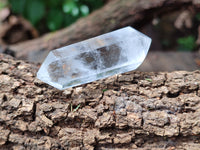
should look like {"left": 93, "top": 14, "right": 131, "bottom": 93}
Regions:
{"left": 6, "top": 0, "right": 199, "bottom": 60}
{"left": 0, "top": 53, "right": 200, "bottom": 149}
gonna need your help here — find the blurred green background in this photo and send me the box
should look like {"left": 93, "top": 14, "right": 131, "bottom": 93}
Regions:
{"left": 8, "top": 0, "right": 103, "bottom": 32}
{"left": 0, "top": 0, "right": 199, "bottom": 52}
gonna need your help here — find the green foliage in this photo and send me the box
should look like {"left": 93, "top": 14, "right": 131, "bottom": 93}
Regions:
{"left": 80, "top": 5, "right": 89, "bottom": 16}
{"left": 177, "top": 35, "right": 196, "bottom": 51}
{"left": 47, "top": 9, "right": 63, "bottom": 31}
{"left": 9, "top": 0, "right": 103, "bottom": 32}
{"left": 0, "top": 0, "right": 8, "bottom": 10}
{"left": 102, "top": 89, "right": 108, "bottom": 92}
{"left": 195, "top": 13, "right": 200, "bottom": 21}
{"left": 9, "top": 0, "right": 25, "bottom": 14}
{"left": 25, "top": 0, "right": 45, "bottom": 25}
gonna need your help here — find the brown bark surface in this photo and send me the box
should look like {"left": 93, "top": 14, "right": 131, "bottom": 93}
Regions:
{"left": 0, "top": 53, "right": 200, "bottom": 149}
{"left": 6, "top": 0, "right": 199, "bottom": 60}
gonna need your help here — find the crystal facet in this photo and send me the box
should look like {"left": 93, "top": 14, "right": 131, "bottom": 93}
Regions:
{"left": 37, "top": 26, "right": 152, "bottom": 90}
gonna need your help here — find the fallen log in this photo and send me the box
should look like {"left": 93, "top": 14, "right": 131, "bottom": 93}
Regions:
{"left": 6, "top": 0, "right": 199, "bottom": 61}
{"left": 0, "top": 53, "right": 200, "bottom": 149}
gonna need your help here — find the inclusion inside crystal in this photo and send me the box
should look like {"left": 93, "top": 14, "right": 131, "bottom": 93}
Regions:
{"left": 37, "top": 26, "right": 152, "bottom": 90}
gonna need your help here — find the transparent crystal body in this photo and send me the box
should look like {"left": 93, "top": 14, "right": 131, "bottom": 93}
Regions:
{"left": 37, "top": 26, "right": 152, "bottom": 90}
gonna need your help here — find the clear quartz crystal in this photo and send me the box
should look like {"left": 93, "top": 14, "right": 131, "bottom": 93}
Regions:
{"left": 37, "top": 26, "right": 152, "bottom": 90}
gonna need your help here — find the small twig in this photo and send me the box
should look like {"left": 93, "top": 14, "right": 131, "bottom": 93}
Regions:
{"left": 145, "top": 78, "right": 152, "bottom": 82}
{"left": 71, "top": 103, "right": 73, "bottom": 112}
{"left": 73, "top": 104, "right": 81, "bottom": 112}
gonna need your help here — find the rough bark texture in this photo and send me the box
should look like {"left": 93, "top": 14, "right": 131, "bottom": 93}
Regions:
{"left": 1, "top": 53, "right": 200, "bottom": 149}
{"left": 6, "top": 0, "right": 200, "bottom": 60}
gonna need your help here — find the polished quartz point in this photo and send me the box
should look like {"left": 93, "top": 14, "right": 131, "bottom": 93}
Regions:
{"left": 37, "top": 26, "right": 152, "bottom": 90}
